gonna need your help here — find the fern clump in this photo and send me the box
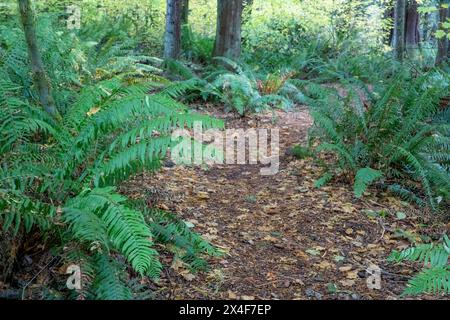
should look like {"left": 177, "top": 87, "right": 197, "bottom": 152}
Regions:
{"left": 162, "top": 57, "right": 299, "bottom": 116}
{"left": 303, "top": 66, "right": 449, "bottom": 208}
{"left": 204, "top": 58, "right": 294, "bottom": 116}
{"left": 0, "top": 17, "right": 222, "bottom": 299}
{"left": 389, "top": 234, "right": 450, "bottom": 296}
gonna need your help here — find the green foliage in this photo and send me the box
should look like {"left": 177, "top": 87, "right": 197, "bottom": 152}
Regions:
{"left": 0, "top": 14, "right": 222, "bottom": 299}
{"left": 91, "top": 254, "right": 133, "bottom": 300}
{"left": 145, "top": 208, "right": 221, "bottom": 271}
{"left": 289, "top": 145, "right": 313, "bottom": 160}
{"left": 157, "top": 58, "right": 298, "bottom": 116}
{"left": 353, "top": 168, "right": 383, "bottom": 198}
{"left": 304, "top": 62, "right": 450, "bottom": 207}
{"left": 389, "top": 234, "right": 450, "bottom": 296}
{"left": 202, "top": 58, "right": 295, "bottom": 115}
{"left": 182, "top": 26, "right": 215, "bottom": 64}
{"left": 243, "top": 16, "right": 307, "bottom": 69}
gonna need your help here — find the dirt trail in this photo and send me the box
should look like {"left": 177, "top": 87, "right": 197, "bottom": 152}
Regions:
{"left": 125, "top": 107, "right": 436, "bottom": 300}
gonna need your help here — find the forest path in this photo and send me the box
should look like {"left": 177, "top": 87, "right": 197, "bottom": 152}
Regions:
{"left": 125, "top": 106, "right": 428, "bottom": 300}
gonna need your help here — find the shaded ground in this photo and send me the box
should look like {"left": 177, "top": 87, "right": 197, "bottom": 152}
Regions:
{"left": 125, "top": 106, "right": 448, "bottom": 300}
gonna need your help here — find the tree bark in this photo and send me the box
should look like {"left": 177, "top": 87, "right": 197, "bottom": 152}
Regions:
{"left": 394, "top": 0, "right": 406, "bottom": 60}
{"left": 163, "top": 0, "right": 182, "bottom": 59}
{"left": 213, "top": 0, "right": 243, "bottom": 59}
{"left": 405, "top": 0, "right": 420, "bottom": 51}
{"left": 436, "top": 1, "right": 449, "bottom": 65}
{"left": 18, "top": 0, "right": 60, "bottom": 119}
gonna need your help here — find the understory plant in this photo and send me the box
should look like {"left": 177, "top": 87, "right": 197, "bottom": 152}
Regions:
{"left": 303, "top": 66, "right": 450, "bottom": 209}
{"left": 164, "top": 57, "right": 298, "bottom": 116}
{"left": 0, "top": 16, "right": 222, "bottom": 299}
{"left": 389, "top": 234, "right": 450, "bottom": 296}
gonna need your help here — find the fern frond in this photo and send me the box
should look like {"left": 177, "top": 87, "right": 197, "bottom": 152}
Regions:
{"left": 353, "top": 167, "right": 383, "bottom": 198}
{"left": 402, "top": 267, "right": 450, "bottom": 296}
{"left": 92, "top": 254, "right": 132, "bottom": 300}
{"left": 64, "top": 188, "right": 162, "bottom": 277}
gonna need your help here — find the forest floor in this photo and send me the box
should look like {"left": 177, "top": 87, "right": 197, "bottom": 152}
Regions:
{"left": 124, "top": 105, "right": 448, "bottom": 300}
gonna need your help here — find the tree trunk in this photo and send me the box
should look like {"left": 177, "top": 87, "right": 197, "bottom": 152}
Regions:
{"left": 436, "top": 2, "right": 449, "bottom": 65}
{"left": 163, "top": 0, "right": 182, "bottom": 59}
{"left": 394, "top": 0, "right": 406, "bottom": 60}
{"left": 448, "top": 38, "right": 450, "bottom": 59}
{"left": 181, "top": 0, "right": 189, "bottom": 25}
{"left": 18, "top": 0, "right": 60, "bottom": 120}
{"left": 421, "top": 13, "right": 432, "bottom": 44}
{"left": 405, "top": 0, "right": 420, "bottom": 53}
{"left": 213, "top": 0, "right": 243, "bottom": 59}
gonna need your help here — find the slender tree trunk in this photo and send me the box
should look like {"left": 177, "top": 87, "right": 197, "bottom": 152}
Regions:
{"left": 163, "top": 0, "right": 182, "bottom": 59}
{"left": 405, "top": 0, "right": 420, "bottom": 54}
{"left": 421, "top": 12, "right": 431, "bottom": 44}
{"left": 213, "top": 0, "right": 243, "bottom": 59}
{"left": 436, "top": 2, "right": 449, "bottom": 65}
{"left": 448, "top": 38, "right": 450, "bottom": 59}
{"left": 18, "top": 0, "right": 60, "bottom": 119}
{"left": 181, "top": 0, "right": 189, "bottom": 25}
{"left": 394, "top": 0, "right": 406, "bottom": 60}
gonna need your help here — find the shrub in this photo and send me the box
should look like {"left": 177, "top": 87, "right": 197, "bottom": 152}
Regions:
{"left": 303, "top": 66, "right": 450, "bottom": 209}
{"left": 0, "top": 17, "right": 222, "bottom": 299}
{"left": 181, "top": 26, "right": 215, "bottom": 64}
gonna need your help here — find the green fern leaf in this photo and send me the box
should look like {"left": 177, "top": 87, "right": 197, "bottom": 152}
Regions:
{"left": 353, "top": 167, "right": 383, "bottom": 198}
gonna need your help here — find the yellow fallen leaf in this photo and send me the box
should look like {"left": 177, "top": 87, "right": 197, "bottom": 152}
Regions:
{"left": 197, "top": 191, "right": 210, "bottom": 200}
{"left": 339, "top": 265, "right": 353, "bottom": 272}
{"left": 316, "top": 261, "right": 333, "bottom": 270}
{"left": 341, "top": 203, "right": 355, "bottom": 214}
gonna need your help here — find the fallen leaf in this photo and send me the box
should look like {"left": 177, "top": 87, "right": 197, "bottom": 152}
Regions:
{"left": 346, "top": 271, "right": 358, "bottom": 279}
{"left": 197, "top": 191, "right": 210, "bottom": 200}
{"left": 306, "top": 249, "right": 321, "bottom": 256}
{"left": 341, "top": 203, "right": 355, "bottom": 214}
{"left": 339, "top": 279, "right": 355, "bottom": 287}
{"left": 316, "top": 261, "right": 333, "bottom": 270}
{"left": 181, "top": 273, "right": 196, "bottom": 281}
{"left": 228, "top": 291, "right": 237, "bottom": 299}
{"left": 339, "top": 265, "right": 353, "bottom": 272}
{"left": 345, "top": 228, "right": 354, "bottom": 235}
{"left": 396, "top": 211, "right": 407, "bottom": 220}
{"left": 334, "top": 255, "right": 345, "bottom": 262}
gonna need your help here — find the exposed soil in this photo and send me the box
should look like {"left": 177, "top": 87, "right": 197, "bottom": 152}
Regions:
{"left": 124, "top": 106, "right": 449, "bottom": 300}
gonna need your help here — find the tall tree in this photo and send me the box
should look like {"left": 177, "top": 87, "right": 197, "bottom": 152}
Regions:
{"left": 18, "top": 0, "right": 60, "bottom": 119}
{"left": 213, "top": 0, "right": 243, "bottom": 59}
{"left": 163, "top": 0, "right": 182, "bottom": 59}
{"left": 393, "top": 0, "right": 406, "bottom": 60}
{"left": 436, "top": 1, "right": 449, "bottom": 65}
{"left": 405, "top": 0, "right": 420, "bottom": 53}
